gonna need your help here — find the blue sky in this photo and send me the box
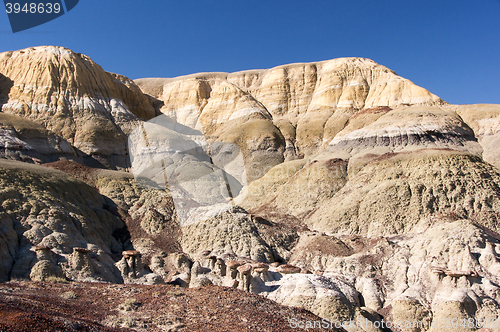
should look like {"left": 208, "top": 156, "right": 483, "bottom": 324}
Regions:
{"left": 1, "top": 0, "right": 499, "bottom": 105}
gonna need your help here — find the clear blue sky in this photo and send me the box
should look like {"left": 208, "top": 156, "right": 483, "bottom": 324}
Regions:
{"left": 1, "top": 0, "right": 499, "bottom": 105}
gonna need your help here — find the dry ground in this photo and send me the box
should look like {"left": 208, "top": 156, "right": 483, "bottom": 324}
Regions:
{"left": 0, "top": 281, "right": 339, "bottom": 332}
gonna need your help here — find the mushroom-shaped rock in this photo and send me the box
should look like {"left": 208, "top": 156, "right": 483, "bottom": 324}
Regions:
{"left": 251, "top": 262, "right": 269, "bottom": 274}
{"left": 71, "top": 247, "right": 94, "bottom": 276}
{"left": 227, "top": 260, "right": 245, "bottom": 269}
{"left": 237, "top": 264, "right": 253, "bottom": 292}
{"left": 237, "top": 263, "right": 252, "bottom": 275}
{"left": 30, "top": 246, "right": 64, "bottom": 281}
{"left": 33, "top": 246, "right": 53, "bottom": 261}
{"left": 226, "top": 260, "right": 244, "bottom": 279}
{"left": 276, "top": 264, "right": 301, "bottom": 274}
{"left": 122, "top": 250, "right": 140, "bottom": 258}
{"left": 117, "top": 250, "right": 143, "bottom": 279}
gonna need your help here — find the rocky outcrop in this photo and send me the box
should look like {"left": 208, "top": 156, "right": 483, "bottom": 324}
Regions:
{"left": 116, "top": 250, "right": 143, "bottom": 279}
{"left": 0, "top": 46, "right": 154, "bottom": 169}
{"left": 265, "top": 273, "right": 361, "bottom": 323}
{"left": 452, "top": 103, "right": 500, "bottom": 170}
{"left": 136, "top": 58, "right": 444, "bottom": 161}
{"left": 323, "top": 106, "right": 481, "bottom": 164}
{"left": 68, "top": 247, "right": 94, "bottom": 280}
{"left": 95, "top": 168, "right": 182, "bottom": 255}
{"left": 324, "top": 219, "right": 500, "bottom": 332}
{"left": 3, "top": 45, "right": 500, "bottom": 331}
{"left": 114, "top": 249, "right": 162, "bottom": 284}
{"left": 29, "top": 246, "right": 65, "bottom": 281}
{"left": 0, "top": 159, "right": 168, "bottom": 284}
{"left": 0, "top": 159, "right": 127, "bottom": 282}
{"left": 0, "top": 112, "right": 78, "bottom": 164}
{"left": 288, "top": 232, "right": 354, "bottom": 272}
{"left": 180, "top": 207, "right": 276, "bottom": 262}
{"left": 149, "top": 248, "right": 384, "bottom": 329}
{"left": 170, "top": 217, "right": 500, "bottom": 331}
{"left": 307, "top": 150, "right": 500, "bottom": 237}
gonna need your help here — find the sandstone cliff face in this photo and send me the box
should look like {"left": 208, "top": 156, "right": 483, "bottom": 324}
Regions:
{"left": 3, "top": 46, "right": 500, "bottom": 331}
{"left": 324, "top": 106, "right": 481, "bottom": 162}
{"left": 0, "top": 46, "right": 154, "bottom": 169}
{"left": 131, "top": 57, "right": 500, "bottom": 330}
{"left": 136, "top": 57, "right": 444, "bottom": 160}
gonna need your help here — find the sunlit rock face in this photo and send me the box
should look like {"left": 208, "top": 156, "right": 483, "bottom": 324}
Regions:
{"left": 3, "top": 46, "right": 500, "bottom": 329}
{"left": 136, "top": 57, "right": 444, "bottom": 160}
{"left": 128, "top": 56, "right": 500, "bottom": 328}
{"left": 452, "top": 103, "right": 500, "bottom": 171}
{"left": 0, "top": 46, "right": 154, "bottom": 169}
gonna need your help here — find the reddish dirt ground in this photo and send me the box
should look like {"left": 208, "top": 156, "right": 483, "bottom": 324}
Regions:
{"left": 43, "top": 160, "right": 100, "bottom": 187}
{"left": 0, "top": 281, "right": 342, "bottom": 332}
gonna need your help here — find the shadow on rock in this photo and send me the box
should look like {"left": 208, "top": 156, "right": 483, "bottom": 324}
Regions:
{"left": 0, "top": 73, "right": 13, "bottom": 110}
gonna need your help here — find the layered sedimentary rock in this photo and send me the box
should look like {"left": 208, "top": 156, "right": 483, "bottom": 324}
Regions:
{"left": 136, "top": 57, "right": 444, "bottom": 161}
{"left": 452, "top": 103, "right": 500, "bottom": 170}
{"left": 324, "top": 106, "right": 481, "bottom": 162}
{"left": 307, "top": 150, "right": 500, "bottom": 237}
{"left": 2, "top": 46, "right": 500, "bottom": 331}
{"left": 0, "top": 46, "right": 154, "bottom": 169}
{"left": 0, "top": 112, "right": 78, "bottom": 164}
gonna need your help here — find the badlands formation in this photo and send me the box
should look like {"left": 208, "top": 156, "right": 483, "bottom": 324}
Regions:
{"left": 1, "top": 46, "right": 500, "bottom": 331}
